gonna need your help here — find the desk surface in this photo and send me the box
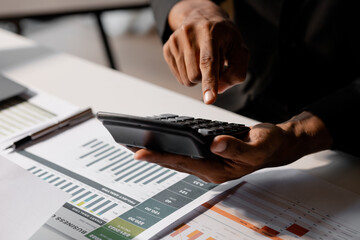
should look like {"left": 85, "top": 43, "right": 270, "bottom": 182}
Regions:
{"left": 1, "top": 28, "right": 360, "bottom": 239}
{"left": 0, "top": 0, "right": 149, "bottom": 19}
{"left": 1, "top": 28, "right": 359, "bottom": 194}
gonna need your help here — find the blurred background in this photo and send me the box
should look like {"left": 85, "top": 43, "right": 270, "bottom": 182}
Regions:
{"left": 0, "top": 1, "right": 202, "bottom": 100}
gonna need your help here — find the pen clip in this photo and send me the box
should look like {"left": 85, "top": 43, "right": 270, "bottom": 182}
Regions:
{"left": 33, "top": 108, "right": 93, "bottom": 139}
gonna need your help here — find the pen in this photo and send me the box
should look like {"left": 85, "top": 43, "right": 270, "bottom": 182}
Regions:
{"left": 7, "top": 107, "right": 94, "bottom": 150}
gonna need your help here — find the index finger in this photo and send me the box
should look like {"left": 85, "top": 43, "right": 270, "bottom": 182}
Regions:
{"left": 199, "top": 36, "right": 220, "bottom": 104}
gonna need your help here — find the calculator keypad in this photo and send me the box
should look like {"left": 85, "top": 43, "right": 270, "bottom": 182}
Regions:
{"left": 148, "top": 114, "right": 247, "bottom": 137}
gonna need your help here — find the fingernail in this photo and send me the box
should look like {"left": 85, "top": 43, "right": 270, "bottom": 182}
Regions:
{"left": 211, "top": 140, "right": 227, "bottom": 153}
{"left": 204, "top": 90, "right": 214, "bottom": 104}
{"left": 133, "top": 152, "right": 143, "bottom": 161}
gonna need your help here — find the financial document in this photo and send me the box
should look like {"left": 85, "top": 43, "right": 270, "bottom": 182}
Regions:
{"left": 3, "top": 118, "right": 240, "bottom": 240}
{"left": 3, "top": 109, "right": 360, "bottom": 240}
{"left": 155, "top": 168, "right": 360, "bottom": 239}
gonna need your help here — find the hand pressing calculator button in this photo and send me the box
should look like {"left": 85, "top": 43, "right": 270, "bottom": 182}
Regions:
{"left": 97, "top": 112, "right": 250, "bottom": 159}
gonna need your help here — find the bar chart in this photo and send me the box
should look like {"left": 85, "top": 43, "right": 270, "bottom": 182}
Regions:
{"left": 76, "top": 138, "right": 179, "bottom": 186}
{"left": 4, "top": 119, "right": 223, "bottom": 240}
{"left": 0, "top": 97, "right": 55, "bottom": 139}
{"left": 159, "top": 181, "right": 360, "bottom": 240}
{"left": 27, "top": 164, "right": 126, "bottom": 220}
{"left": 10, "top": 136, "right": 218, "bottom": 240}
{"left": 8, "top": 118, "right": 210, "bottom": 239}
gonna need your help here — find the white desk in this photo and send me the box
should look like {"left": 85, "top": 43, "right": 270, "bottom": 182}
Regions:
{"left": 1, "top": 29, "right": 360, "bottom": 239}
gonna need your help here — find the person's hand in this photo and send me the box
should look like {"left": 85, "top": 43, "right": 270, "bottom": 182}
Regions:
{"left": 164, "top": 0, "right": 249, "bottom": 104}
{"left": 133, "top": 112, "right": 333, "bottom": 183}
{"left": 133, "top": 124, "right": 294, "bottom": 183}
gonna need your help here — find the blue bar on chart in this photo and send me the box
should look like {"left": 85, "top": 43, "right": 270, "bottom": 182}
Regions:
{"left": 111, "top": 157, "right": 134, "bottom": 171}
{"left": 157, "top": 172, "right": 177, "bottom": 184}
{"left": 115, "top": 162, "right": 150, "bottom": 182}
{"left": 33, "top": 169, "right": 42, "bottom": 174}
{"left": 143, "top": 169, "right": 170, "bottom": 185}
{"left": 61, "top": 182, "right": 72, "bottom": 190}
{"left": 77, "top": 194, "right": 98, "bottom": 207}
{"left": 49, "top": 177, "right": 60, "bottom": 183}
{"left": 43, "top": 174, "right": 54, "bottom": 180}
{"left": 133, "top": 167, "right": 163, "bottom": 184}
{"left": 114, "top": 161, "right": 144, "bottom": 178}
{"left": 82, "top": 139, "right": 97, "bottom": 147}
{"left": 94, "top": 146, "right": 115, "bottom": 157}
{"left": 55, "top": 179, "right": 66, "bottom": 187}
{"left": 99, "top": 152, "right": 129, "bottom": 171}
{"left": 109, "top": 151, "right": 127, "bottom": 161}
{"left": 86, "top": 147, "right": 119, "bottom": 167}
{"left": 84, "top": 197, "right": 104, "bottom": 209}
{"left": 97, "top": 203, "right": 118, "bottom": 216}
{"left": 72, "top": 188, "right": 85, "bottom": 196}
{"left": 80, "top": 144, "right": 109, "bottom": 159}
{"left": 91, "top": 200, "right": 111, "bottom": 213}
{"left": 66, "top": 185, "right": 79, "bottom": 193}
{"left": 125, "top": 165, "right": 157, "bottom": 183}
{"left": 27, "top": 166, "right": 36, "bottom": 171}
{"left": 38, "top": 171, "right": 48, "bottom": 177}
{"left": 90, "top": 141, "right": 103, "bottom": 148}
{"left": 72, "top": 191, "right": 91, "bottom": 203}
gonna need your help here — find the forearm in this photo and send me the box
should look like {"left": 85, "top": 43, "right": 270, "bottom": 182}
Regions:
{"left": 168, "top": 0, "right": 230, "bottom": 31}
{"left": 277, "top": 111, "right": 333, "bottom": 160}
{"left": 305, "top": 78, "right": 360, "bottom": 157}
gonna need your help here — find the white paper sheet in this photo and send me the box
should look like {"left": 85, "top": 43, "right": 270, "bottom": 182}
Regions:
{"left": 0, "top": 155, "right": 70, "bottom": 239}
{"left": 0, "top": 87, "right": 79, "bottom": 148}
{"left": 3, "top": 118, "right": 241, "bottom": 240}
{"left": 154, "top": 168, "right": 360, "bottom": 239}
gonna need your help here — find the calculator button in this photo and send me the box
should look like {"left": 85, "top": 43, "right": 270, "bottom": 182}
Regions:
{"left": 215, "top": 127, "right": 225, "bottom": 133}
{"left": 159, "top": 114, "right": 178, "bottom": 119}
{"left": 176, "top": 122, "right": 191, "bottom": 126}
{"left": 175, "top": 116, "right": 194, "bottom": 121}
{"left": 229, "top": 123, "right": 245, "bottom": 127}
{"left": 164, "top": 118, "right": 178, "bottom": 122}
{"left": 198, "top": 128, "right": 216, "bottom": 135}
{"left": 194, "top": 119, "right": 211, "bottom": 124}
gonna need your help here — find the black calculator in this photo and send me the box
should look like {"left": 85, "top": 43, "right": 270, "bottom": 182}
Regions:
{"left": 96, "top": 112, "right": 250, "bottom": 159}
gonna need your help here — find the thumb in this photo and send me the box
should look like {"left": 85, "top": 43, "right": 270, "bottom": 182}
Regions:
{"left": 210, "top": 135, "right": 253, "bottom": 161}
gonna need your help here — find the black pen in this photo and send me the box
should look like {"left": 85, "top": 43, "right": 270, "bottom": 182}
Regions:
{"left": 6, "top": 107, "right": 94, "bottom": 150}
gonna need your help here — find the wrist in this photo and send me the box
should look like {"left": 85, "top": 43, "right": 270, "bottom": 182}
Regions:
{"left": 277, "top": 111, "right": 333, "bottom": 158}
{"left": 168, "top": 0, "right": 230, "bottom": 30}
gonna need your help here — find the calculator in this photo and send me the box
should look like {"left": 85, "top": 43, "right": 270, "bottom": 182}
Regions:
{"left": 96, "top": 112, "right": 250, "bottom": 159}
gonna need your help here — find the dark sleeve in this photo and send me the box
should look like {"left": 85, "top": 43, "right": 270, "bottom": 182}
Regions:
{"left": 150, "top": 0, "right": 181, "bottom": 43}
{"left": 150, "top": 0, "right": 225, "bottom": 43}
{"left": 305, "top": 78, "right": 360, "bottom": 157}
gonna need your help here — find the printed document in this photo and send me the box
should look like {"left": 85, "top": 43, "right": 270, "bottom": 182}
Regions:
{"left": 3, "top": 118, "right": 240, "bottom": 240}
{"left": 155, "top": 168, "right": 360, "bottom": 239}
